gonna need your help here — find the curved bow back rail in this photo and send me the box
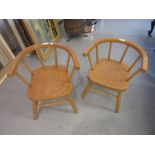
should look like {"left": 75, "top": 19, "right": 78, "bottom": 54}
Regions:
{"left": 8, "top": 43, "right": 80, "bottom": 77}
{"left": 8, "top": 43, "right": 80, "bottom": 120}
{"left": 82, "top": 38, "right": 148, "bottom": 113}
{"left": 83, "top": 38, "right": 148, "bottom": 73}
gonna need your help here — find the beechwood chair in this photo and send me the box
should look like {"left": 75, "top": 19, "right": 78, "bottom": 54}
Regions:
{"left": 81, "top": 38, "right": 148, "bottom": 113}
{"left": 8, "top": 43, "right": 80, "bottom": 120}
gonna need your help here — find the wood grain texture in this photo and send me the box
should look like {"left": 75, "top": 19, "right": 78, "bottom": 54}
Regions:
{"left": 83, "top": 38, "right": 148, "bottom": 72}
{"left": 116, "top": 92, "right": 121, "bottom": 113}
{"left": 82, "top": 38, "right": 148, "bottom": 113}
{"left": 28, "top": 65, "right": 72, "bottom": 101}
{"left": 8, "top": 43, "right": 80, "bottom": 77}
{"left": 8, "top": 43, "right": 80, "bottom": 119}
{"left": 32, "top": 101, "right": 38, "bottom": 120}
{"left": 119, "top": 46, "right": 129, "bottom": 63}
{"left": 15, "top": 71, "right": 30, "bottom": 86}
{"left": 88, "top": 58, "right": 129, "bottom": 91}
{"left": 108, "top": 42, "right": 112, "bottom": 60}
{"left": 22, "top": 61, "right": 33, "bottom": 74}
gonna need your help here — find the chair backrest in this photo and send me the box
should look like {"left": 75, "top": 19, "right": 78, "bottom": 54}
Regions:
{"left": 83, "top": 38, "right": 148, "bottom": 81}
{"left": 8, "top": 43, "right": 80, "bottom": 86}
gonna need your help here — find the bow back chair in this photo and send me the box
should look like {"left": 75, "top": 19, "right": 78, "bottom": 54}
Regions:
{"left": 81, "top": 38, "right": 148, "bottom": 113}
{"left": 8, "top": 43, "right": 80, "bottom": 120}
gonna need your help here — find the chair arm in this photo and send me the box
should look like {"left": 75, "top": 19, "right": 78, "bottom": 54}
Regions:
{"left": 141, "top": 50, "right": 148, "bottom": 72}
{"left": 83, "top": 42, "right": 96, "bottom": 57}
{"left": 8, "top": 46, "right": 34, "bottom": 76}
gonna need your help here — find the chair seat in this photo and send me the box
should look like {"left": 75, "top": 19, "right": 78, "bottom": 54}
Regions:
{"left": 28, "top": 65, "right": 72, "bottom": 101}
{"left": 88, "top": 58, "right": 129, "bottom": 91}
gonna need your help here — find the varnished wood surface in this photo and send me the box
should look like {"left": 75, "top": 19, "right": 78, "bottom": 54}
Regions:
{"left": 8, "top": 43, "right": 80, "bottom": 77}
{"left": 83, "top": 38, "right": 148, "bottom": 72}
{"left": 28, "top": 65, "right": 72, "bottom": 101}
{"left": 8, "top": 43, "right": 80, "bottom": 119}
{"left": 82, "top": 37, "right": 148, "bottom": 113}
{"left": 88, "top": 58, "right": 129, "bottom": 91}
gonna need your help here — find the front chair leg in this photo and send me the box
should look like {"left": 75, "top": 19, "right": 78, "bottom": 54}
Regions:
{"left": 67, "top": 96, "right": 78, "bottom": 113}
{"left": 32, "top": 101, "right": 38, "bottom": 120}
{"left": 116, "top": 92, "right": 122, "bottom": 113}
{"left": 81, "top": 80, "right": 92, "bottom": 99}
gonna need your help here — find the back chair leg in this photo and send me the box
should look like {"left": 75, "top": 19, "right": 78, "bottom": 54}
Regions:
{"left": 32, "top": 101, "right": 38, "bottom": 120}
{"left": 116, "top": 92, "right": 122, "bottom": 113}
{"left": 81, "top": 80, "right": 92, "bottom": 99}
{"left": 67, "top": 96, "right": 78, "bottom": 113}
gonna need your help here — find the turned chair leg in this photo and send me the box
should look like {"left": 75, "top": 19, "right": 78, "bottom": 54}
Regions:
{"left": 67, "top": 96, "right": 78, "bottom": 113}
{"left": 32, "top": 101, "right": 38, "bottom": 120}
{"left": 116, "top": 92, "right": 122, "bottom": 113}
{"left": 81, "top": 80, "right": 92, "bottom": 99}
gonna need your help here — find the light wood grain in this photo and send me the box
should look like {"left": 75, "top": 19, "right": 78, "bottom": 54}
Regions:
{"left": 66, "top": 55, "right": 70, "bottom": 72}
{"left": 28, "top": 65, "right": 72, "bottom": 100}
{"left": 8, "top": 43, "right": 80, "bottom": 77}
{"left": 108, "top": 42, "right": 112, "bottom": 60}
{"left": 8, "top": 43, "right": 80, "bottom": 119}
{"left": 127, "top": 55, "right": 141, "bottom": 71}
{"left": 15, "top": 71, "right": 30, "bottom": 86}
{"left": 38, "top": 100, "right": 69, "bottom": 108}
{"left": 90, "top": 87, "right": 117, "bottom": 98}
{"left": 83, "top": 37, "right": 148, "bottom": 72}
{"left": 82, "top": 38, "right": 148, "bottom": 113}
{"left": 67, "top": 96, "right": 78, "bottom": 113}
{"left": 116, "top": 92, "right": 121, "bottom": 113}
{"left": 119, "top": 46, "right": 129, "bottom": 63}
{"left": 54, "top": 47, "right": 58, "bottom": 66}
{"left": 22, "top": 61, "right": 33, "bottom": 74}
{"left": 88, "top": 59, "right": 129, "bottom": 91}
{"left": 70, "top": 67, "right": 75, "bottom": 81}
{"left": 88, "top": 54, "right": 93, "bottom": 70}
{"left": 127, "top": 68, "right": 141, "bottom": 81}
{"left": 35, "top": 50, "right": 45, "bottom": 67}
{"left": 81, "top": 80, "right": 92, "bottom": 99}
{"left": 32, "top": 101, "right": 38, "bottom": 120}
{"left": 96, "top": 45, "right": 99, "bottom": 63}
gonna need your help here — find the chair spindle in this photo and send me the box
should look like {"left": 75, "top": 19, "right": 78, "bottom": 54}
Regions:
{"left": 22, "top": 61, "right": 33, "bottom": 75}
{"left": 119, "top": 46, "right": 129, "bottom": 63}
{"left": 54, "top": 47, "right": 58, "bottom": 66}
{"left": 127, "top": 55, "right": 141, "bottom": 72}
{"left": 88, "top": 54, "right": 93, "bottom": 70}
{"left": 96, "top": 45, "right": 99, "bottom": 63}
{"left": 66, "top": 54, "right": 70, "bottom": 72}
{"left": 127, "top": 68, "right": 141, "bottom": 81}
{"left": 35, "top": 50, "right": 45, "bottom": 67}
{"left": 15, "top": 71, "right": 30, "bottom": 86}
{"left": 108, "top": 42, "right": 112, "bottom": 60}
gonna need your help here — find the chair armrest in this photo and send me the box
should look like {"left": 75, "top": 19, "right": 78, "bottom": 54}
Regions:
{"left": 141, "top": 50, "right": 148, "bottom": 72}
{"left": 8, "top": 46, "right": 34, "bottom": 76}
{"left": 83, "top": 42, "right": 97, "bottom": 57}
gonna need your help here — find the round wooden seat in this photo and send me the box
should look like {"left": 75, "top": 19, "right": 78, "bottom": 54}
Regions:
{"left": 88, "top": 58, "right": 129, "bottom": 91}
{"left": 28, "top": 65, "right": 72, "bottom": 101}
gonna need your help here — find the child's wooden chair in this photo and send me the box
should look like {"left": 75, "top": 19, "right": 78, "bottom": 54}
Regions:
{"left": 81, "top": 38, "right": 148, "bottom": 112}
{"left": 8, "top": 43, "right": 80, "bottom": 120}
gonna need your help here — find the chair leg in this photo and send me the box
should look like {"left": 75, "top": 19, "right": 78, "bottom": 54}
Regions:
{"left": 81, "top": 80, "right": 92, "bottom": 99}
{"left": 32, "top": 101, "right": 38, "bottom": 120}
{"left": 116, "top": 92, "right": 122, "bottom": 113}
{"left": 67, "top": 96, "right": 78, "bottom": 113}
